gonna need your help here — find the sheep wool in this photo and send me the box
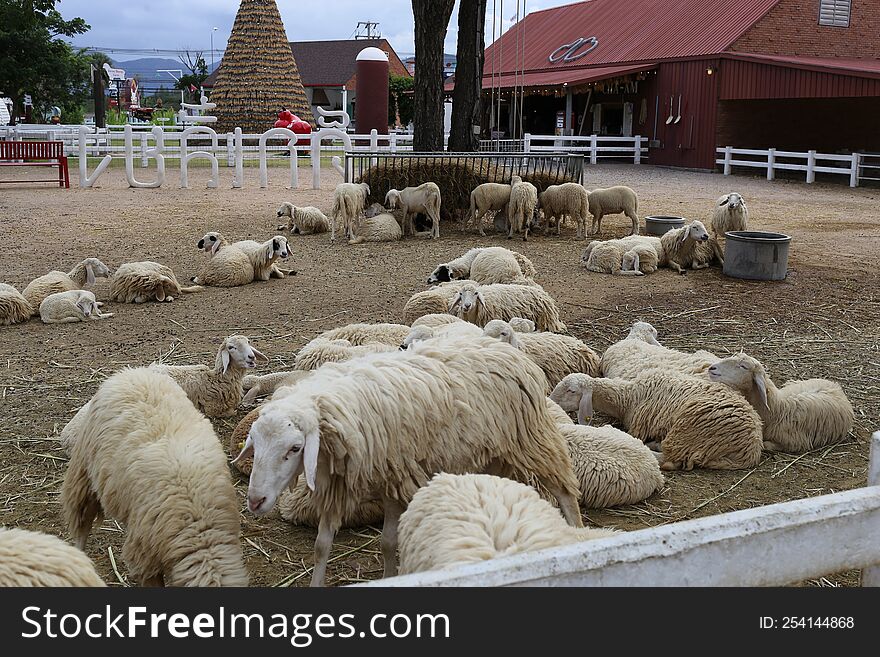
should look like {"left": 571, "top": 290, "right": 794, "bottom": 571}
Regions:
{"left": 293, "top": 339, "right": 398, "bottom": 371}
{"left": 109, "top": 261, "right": 202, "bottom": 303}
{"left": 508, "top": 176, "right": 538, "bottom": 240}
{"left": 403, "top": 281, "right": 473, "bottom": 325}
{"left": 0, "top": 283, "right": 33, "bottom": 325}
{"left": 469, "top": 247, "right": 538, "bottom": 285}
{"left": 469, "top": 183, "right": 511, "bottom": 236}
{"left": 192, "top": 233, "right": 255, "bottom": 287}
{"left": 385, "top": 182, "right": 442, "bottom": 239}
{"left": 349, "top": 213, "right": 403, "bottom": 244}
{"left": 710, "top": 192, "right": 749, "bottom": 238}
{"left": 0, "top": 527, "right": 105, "bottom": 586}
{"left": 409, "top": 313, "right": 467, "bottom": 329}
{"left": 279, "top": 479, "right": 385, "bottom": 528}
{"left": 39, "top": 289, "right": 113, "bottom": 324}
{"left": 450, "top": 282, "right": 566, "bottom": 332}
{"left": 331, "top": 182, "right": 370, "bottom": 241}
{"left": 583, "top": 241, "right": 644, "bottom": 276}
{"left": 278, "top": 202, "right": 330, "bottom": 235}
{"left": 315, "top": 322, "right": 412, "bottom": 347}
{"left": 601, "top": 321, "right": 717, "bottom": 380}
{"left": 242, "top": 370, "right": 312, "bottom": 406}
{"left": 586, "top": 186, "right": 640, "bottom": 236}
{"left": 231, "top": 236, "right": 291, "bottom": 281}
{"left": 538, "top": 182, "right": 590, "bottom": 239}
{"left": 659, "top": 221, "right": 711, "bottom": 274}
{"left": 22, "top": 257, "right": 111, "bottom": 314}
{"left": 622, "top": 243, "right": 660, "bottom": 274}
{"left": 398, "top": 474, "right": 616, "bottom": 575}
{"left": 692, "top": 236, "right": 725, "bottom": 269}
{"left": 61, "top": 367, "right": 248, "bottom": 586}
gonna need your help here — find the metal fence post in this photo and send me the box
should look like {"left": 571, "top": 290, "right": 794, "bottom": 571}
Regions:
{"left": 766, "top": 148, "right": 776, "bottom": 181}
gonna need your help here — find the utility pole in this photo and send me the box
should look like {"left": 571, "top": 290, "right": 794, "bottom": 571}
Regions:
{"left": 354, "top": 21, "right": 381, "bottom": 39}
{"left": 211, "top": 27, "right": 218, "bottom": 70}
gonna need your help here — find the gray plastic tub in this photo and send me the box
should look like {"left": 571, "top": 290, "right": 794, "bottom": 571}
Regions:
{"left": 645, "top": 215, "right": 685, "bottom": 236}
{"left": 723, "top": 231, "right": 791, "bottom": 281}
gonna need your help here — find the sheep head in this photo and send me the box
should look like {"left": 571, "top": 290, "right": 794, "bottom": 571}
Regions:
{"left": 216, "top": 335, "right": 268, "bottom": 374}
{"left": 482, "top": 320, "right": 521, "bottom": 349}
{"left": 74, "top": 290, "right": 98, "bottom": 318}
{"left": 679, "top": 220, "right": 709, "bottom": 246}
{"left": 82, "top": 258, "right": 112, "bottom": 286}
{"left": 427, "top": 263, "right": 453, "bottom": 285}
{"left": 627, "top": 321, "right": 661, "bottom": 346}
{"left": 266, "top": 236, "right": 290, "bottom": 262}
{"left": 449, "top": 284, "right": 482, "bottom": 319}
{"left": 580, "top": 241, "right": 598, "bottom": 266}
{"left": 198, "top": 232, "right": 225, "bottom": 256}
{"left": 707, "top": 353, "right": 769, "bottom": 412}
{"left": 719, "top": 192, "right": 744, "bottom": 211}
{"left": 550, "top": 373, "right": 595, "bottom": 425}
{"left": 622, "top": 249, "right": 640, "bottom": 272}
{"left": 277, "top": 202, "right": 294, "bottom": 218}
{"left": 508, "top": 317, "right": 536, "bottom": 333}
{"left": 401, "top": 325, "right": 435, "bottom": 350}
{"left": 235, "top": 402, "right": 321, "bottom": 515}
{"left": 384, "top": 189, "right": 401, "bottom": 209}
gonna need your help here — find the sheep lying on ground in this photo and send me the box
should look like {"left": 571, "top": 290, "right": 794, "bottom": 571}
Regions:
{"left": 277, "top": 202, "right": 329, "bottom": 234}
{"left": 39, "top": 290, "right": 113, "bottom": 324}
{"left": 538, "top": 183, "right": 590, "bottom": 238}
{"left": 331, "top": 182, "right": 370, "bottom": 241}
{"left": 231, "top": 236, "right": 293, "bottom": 280}
{"left": 586, "top": 186, "right": 640, "bottom": 236}
{"left": 427, "top": 248, "right": 537, "bottom": 285}
{"left": 0, "top": 527, "right": 105, "bottom": 586}
{"left": 469, "top": 183, "right": 511, "bottom": 236}
{"left": 0, "top": 283, "right": 33, "bottom": 325}
{"left": 580, "top": 235, "right": 663, "bottom": 269}
{"left": 349, "top": 212, "right": 403, "bottom": 244}
{"left": 659, "top": 220, "right": 711, "bottom": 274}
{"left": 551, "top": 372, "right": 764, "bottom": 471}
{"left": 708, "top": 353, "right": 854, "bottom": 453}
{"left": 398, "top": 473, "right": 615, "bottom": 575}
{"left": 711, "top": 192, "right": 749, "bottom": 238}
{"left": 404, "top": 281, "right": 473, "bottom": 324}
{"left": 600, "top": 321, "right": 717, "bottom": 380}
{"left": 294, "top": 339, "right": 398, "bottom": 371}
{"left": 449, "top": 282, "right": 566, "bottom": 332}
{"left": 109, "top": 261, "right": 203, "bottom": 303}
{"left": 150, "top": 335, "right": 267, "bottom": 417}
{"left": 61, "top": 368, "right": 248, "bottom": 586}
{"left": 622, "top": 243, "right": 660, "bottom": 275}
{"left": 508, "top": 175, "right": 538, "bottom": 240}
{"left": 315, "top": 322, "right": 411, "bottom": 347}
{"left": 426, "top": 248, "right": 483, "bottom": 283}
{"left": 401, "top": 322, "right": 483, "bottom": 350}
{"left": 234, "top": 336, "right": 583, "bottom": 586}
{"left": 409, "top": 313, "right": 466, "bottom": 329}
{"left": 482, "top": 319, "right": 599, "bottom": 388}
{"left": 192, "top": 232, "right": 255, "bottom": 287}
{"left": 242, "top": 370, "right": 312, "bottom": 406}
{"left": 23, "top": 257, "right": 112, "bottom": 313}
{"left": 385, "top": 182, "right": 442, "bottom": 238}
{"left": 692, "top": 236, "right": 725, "bottom": 268}
{"left": 582, "top": 241, "right": 646, "bottom": 276}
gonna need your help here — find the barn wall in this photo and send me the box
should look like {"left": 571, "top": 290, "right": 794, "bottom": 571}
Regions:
{"left": 720, "top": 59, "right": 880, "bottom": 100}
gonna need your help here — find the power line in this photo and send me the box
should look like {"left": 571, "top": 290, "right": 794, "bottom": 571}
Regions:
{"left": 81, "top": 46, "right": 225, "bottom": 56}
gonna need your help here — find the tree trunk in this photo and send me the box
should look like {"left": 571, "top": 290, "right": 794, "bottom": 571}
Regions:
{"left": 411, "top": 0, "right": 455, "bottom": 152}
{"left": 448, "top": 0, "right": 487, "bottom": 152}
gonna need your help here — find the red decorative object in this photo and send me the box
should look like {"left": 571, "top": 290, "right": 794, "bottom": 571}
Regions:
{"left": 274, "top": 108, "right": 311, "bottom": 135}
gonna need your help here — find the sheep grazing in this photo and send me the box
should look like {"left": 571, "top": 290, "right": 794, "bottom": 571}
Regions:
{"left": 109, "top": 261, "right": 202, "bottom": 303}
{"left": 482, "top": 319, "right": 600, "bottom": 388}
{"left": 508, "top": 175, "right": 538, "bottom": 240}
{"left": 150, "top": 335, "right": 268, "bottom": 417}
{"left": 468, "top": 182, "right": 511, "bottom": 236}
{"left": 398, "top": 474, "right": 616, "bottom": 575}
{"left": 315, "top": 322, "right": 412, "bottom": 347}
{"left": 231, "top": 236, "right": 293, "bottom": 280}
{"left": 277, "top": 202, "right": 329, "bottom": 235}
{"left": 711, "top": 192, "right": 749, "bottom": 238}
{"left": 331, "top": 182, "right": 370, "bottom": 241}
{"left": 659, "top": 220, "right": 710, "bottom": 274}
{"left": 0, "top": 283, "right": 33, "bottom": 325}
{"left": 242, "top": 370, "right": 312, "bottom": 406}
{"left": 551, "top": 372, "right": 764, "bottom": 471}
{"left": 234, "top": 336, "right": 584, "bottom": 586}
{"left": 600, "top": 321, "right": 717, "bottom": 380}
{"left": 294, "top": 338, "right": 398, "bottom": 371}
{"left": 22, "top": 257, "right": 112, "bottom": 313}
{"left": 39, "top": 289, "right": 113, "bottom": 324}
{"left": 538, "top": 182, "right": 590, "bottom": 238}
{"left": 191, "top": 232, "right": 255, "bottom": 287}
{"left": 0, "top": 527, "right": 105, "bottom": 587}
{"left": 61, "top": 368, "right": 248, "bottom": 586}
{"left": 622, "top": 243, "right": 660, "bottom": 275}
{"left": 586, "top": 185, "right": 640, "bottom": 236}
{"left": 708, "top": 353, "right": 854, "bottom": 453}
{"left": 403, "top": 281, "right": 473, "bottom": 325}
{"left": 692, "top": 235, "right": 725, "bottom": 269}
{"left": 385, "top": 182, "right": 442, "bottom": 239}
{"left": 348, "top": 212, "right": 403, "bottom": 244}
{"left": 449, "top": 282, "right": 566, "bottom": 332}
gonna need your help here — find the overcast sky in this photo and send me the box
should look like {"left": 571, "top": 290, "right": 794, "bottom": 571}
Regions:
{"left": 58, "top": 0, "right": 575, "bottom": 60}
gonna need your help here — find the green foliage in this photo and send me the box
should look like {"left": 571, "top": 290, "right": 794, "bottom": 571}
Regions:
{"left": 175, "top": 51, "right": 209, "bottom": 101}
{"left": 389, "top": 74, "right": 415, "bottom": 127}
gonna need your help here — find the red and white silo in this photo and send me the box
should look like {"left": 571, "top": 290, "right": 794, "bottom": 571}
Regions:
{"left": 355, "top": 47, "right": 389, "bottom": 135}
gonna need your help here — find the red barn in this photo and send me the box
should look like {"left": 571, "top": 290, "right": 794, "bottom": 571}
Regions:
{"left": 462, "top": 0, "right": 880, "bottom": 169}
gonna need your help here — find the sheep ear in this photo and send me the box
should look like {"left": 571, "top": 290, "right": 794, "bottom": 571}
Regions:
{"left": 252, "top": 347, "right": 269, "bottom": 363}
{"left": 753, "top": 372, "right": 770, "bottom": 412}
{"left": 216, "top": 341, "right": 230, "bottom": 373}
{"left": 577, "top": 390, "right": 594, "bottom": 426}
{"left": 719, "top": 196, "right": 730, "bottom": 206}
{"left": 303, "top": 429, "right": 320, "bottom": 492}
{"left": 212, "top": 239, "right": 221, "bottom": 255}
{"left": 155, "top": 284, "right": 166, "bottom": 302}
{"left": 231, "top": 434, "right": 254, "bottom": 465}
{"left": 448, "top": 292, "right": 461, "bottom": 313}
{"left": 679, "top": 227, "right": 690, "bottom": 247}
{"left": 85, "top": 264, "right": 96, "bottom": 287}
{"left": 632, "top": 253, "right": 640, "bottom": 271}
{"left": 266, "top": 241, "right": 275, "bottom": 260}
{"left": 475, "top": 290, "right": 486, "bottom": 309}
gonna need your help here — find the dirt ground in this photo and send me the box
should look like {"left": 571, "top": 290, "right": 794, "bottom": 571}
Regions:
{"left": 0, "top": 162, "right": 877, "bottom": 587}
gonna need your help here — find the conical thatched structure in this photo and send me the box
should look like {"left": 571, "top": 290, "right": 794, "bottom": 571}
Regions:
{"left": 211, "top": 0, "right": 314, "bottom": 133}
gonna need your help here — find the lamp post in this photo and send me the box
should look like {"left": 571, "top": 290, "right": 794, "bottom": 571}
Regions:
{"left": 211, "top": 27, "right": 218, "bottom": 70}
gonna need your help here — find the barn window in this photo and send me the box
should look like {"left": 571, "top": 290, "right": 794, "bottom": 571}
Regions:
{"left": 818, "top": 0, "right": 851, "bottom": 27}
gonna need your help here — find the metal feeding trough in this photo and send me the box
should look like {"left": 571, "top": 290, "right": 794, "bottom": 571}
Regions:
{"left": 644, "top": 215, "right": 685, "bottom": 236}
{"left": 723, "top": 231, "right": 792, "bottom": 281}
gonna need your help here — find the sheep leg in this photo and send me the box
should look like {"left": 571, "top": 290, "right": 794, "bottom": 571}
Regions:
{"left": 63, "top": 459, "right": 102, "bottom": 551}
{"left": 269, "top": 264, "right": 285, "bottom": 279}
{"left": 591, "top": 213, "right": 601, "bottom": 235}
{"left": 613, "top": 269, "right": 645, "bottom": 276}
{"left": 43, "top": 317, "right": 83, "bottom": 324}
{"left": 627, "top": 211, "right": 639, "bottom": 235}
{"left": 476, "top": 208, "right": 486, "bottom": 237}
{"left": 310, "top": 515, "right": 340, "bottom": 587}
{"left": 380, "top": 495, "right": 404, "bottom": 578}
{"left": 692, "top": 262, "right": 709, "bottom": 270}
{"left": 669, "top": 260, "right": 687, "bottom": 275}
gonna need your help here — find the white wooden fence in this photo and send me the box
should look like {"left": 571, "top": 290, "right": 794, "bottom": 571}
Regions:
{"left": 523, "top": 134, "right": 648, "bottom": 164}
{"left": 717, "top": 146, "right": 861, "bottom": 187}
{"left": 364, "top": 431, "right": 880, "bottom": 587}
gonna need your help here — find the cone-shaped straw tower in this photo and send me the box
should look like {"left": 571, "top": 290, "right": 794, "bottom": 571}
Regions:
{"left": 211, "top": 0, "right": 314, "bottom": 133}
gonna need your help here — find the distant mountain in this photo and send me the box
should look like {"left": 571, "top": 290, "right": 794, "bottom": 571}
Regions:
{"left": 110, "top": 58, "right": 219, "bottom": 90}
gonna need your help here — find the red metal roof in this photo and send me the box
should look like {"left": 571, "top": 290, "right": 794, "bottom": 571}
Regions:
{"left": 444, "top": 63, "right": 656, "bottom": 91}
{"left": 484, "top": 0, "right": 780, "bottom": 75}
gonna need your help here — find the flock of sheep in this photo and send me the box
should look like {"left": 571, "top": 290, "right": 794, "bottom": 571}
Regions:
{"left": 0, "top": 181, "right": 856, "bottom": 588}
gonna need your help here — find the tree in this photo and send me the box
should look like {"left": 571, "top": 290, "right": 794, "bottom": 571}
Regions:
{"left": 388, "top": 74, "right": 415, "bottom": 128}
{"left": 176, "top": 50, "right": 209, "bottom": 99}
{"left": 448, "top": 0, "right": 487, "bottom": 152}
{"left": 411, "top": 0, "right": 455, "bottom": 151}
{"left": 0, "top": 0, "right": 91, "bottom": 123}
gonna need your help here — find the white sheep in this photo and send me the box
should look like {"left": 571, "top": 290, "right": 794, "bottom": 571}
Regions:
{"left": 241, "top": 370, "right": 312, "bottom": 406}
{"left": 0, "top": 527, "right": 105, "bottom": 586}
{"left": 230, "top": 235, "right": 293, "bottom": 280}
{"left": 449, "top": 282, "right": 566, "bottom": 332}
{"left": 277, "top": 202, "right": 330, "bottom": 235}
{"left": 403, "top": 281, "right": 474, "bottom": 325}
{"left": 468, "top": 182, "right": 511, "bottom": 236}
{"left": 348, "top": 212, "right": 403, "bottom": 244}
{"left": 398, "top": 473, "right": 616, "bottom": 575}
{"left": 192, "top": 232, "right": 255, "bottom": 287}
{"left": 538, "top": 182, "right": 590, "bottom": 238}
{"left": 401, "top": 321, "right": 483, "bottom": 350}
{"left": 551, "top": 371, "right": 764, "bottom": 471}
{"left": 0, "top": 283, "right": 33, "bottom": 325}
{"left": 582, "top": 241, "right": 646, "bottom": 276}
{"left": 409, "top": 313, "right": 467, "bottom": 329}
{"left": 150, "top": 335, "right": 268, "bottom": 417}
{"left": 482, "top": 319, "right": 600, "bottom": 388}
{"left": 600, "top": 321, "right": 717, "bottom": 380}
{"left": 279, "top": 479, "right": 385, "bottom": 528}
{"left": 426, "top": 248, "right": 483, "bottom": 283}
{"left": 293, "top": 338, "right": 399, "bottom": 370}
{"left": 586, "top": 185, "right": 640, "bottom": 236}
{"left": 659, "top": 220, "right": 711, "bottom": 274}
{"left": 622, "top": 243, "right": 660, "bottom": 275}
{"left": 61, "top": 367, "right": 248, "bottom": 586}
{"left": 708, "top": 353, "right": 854, "bottom": 453}
{"left": 385, "top": 182, "right": 442, "bottom": 239}
{"left": 711, "top": 192, "right": 749, "bottom": 238}
{"left": 39, "top": 289, "right": 113, "bottom": 324}
{"left": 315, "top": 322, "right": 412, "bottom": 347}
{"left": 331, "top": 182, "right": 370, "bottom": 241}
{"left": 234, "top": 336, "right": 584, "bottom": 586}
{"left": 109, "top": 261, "right": 203, "bottom": 303}
{"left": 22, "top": 257, "right": 112, "bottom": 313}
{"left": 508, "top": 175, "right": 538, "bottom": 240}
{"left": 692, "top": 235, "right": 725, "bottom": 268}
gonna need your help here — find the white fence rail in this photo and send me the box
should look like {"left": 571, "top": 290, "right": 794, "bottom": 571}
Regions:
{"left": 365, "top": 431, "right": 880, "bottom": 587}
{"left": 717, "top": 146, "right": 861, "bottom": 187}
{"left": 522, "top": 134, "right": 648, "bottom": 164}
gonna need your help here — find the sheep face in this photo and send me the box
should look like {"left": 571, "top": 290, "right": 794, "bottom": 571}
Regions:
{"left": 197, "top": 232, "right": 223, "bottom": 255}
{"left": 550, "top": 374, "right": 594, "bottom": 425}
{"left": 216, "top": 335, "right": 268, "bottom": 373}
{"left": 707, "top": 354, "right": 768, "bottom": 410}
{"left": 236, "top": 405, "right": 321, "bottom": 515}
{"left": 384, "top": 189, "right": 401, "bottom": 210}
{"left": 451, "top": 286, "right": 481, "bottom": 317}
{"left": 682, "top": 221, "right": 710, "bottom": 245}
{"left": 75, "top": 291, "right": 97, "bottom": 318}
{"left": 482, "top": 320, "right": 520, "bottom": 348}
{"left": 580, "top": 241, "right": 598, "bottom": 266}
{"left": 268, "top": 236, "right": 291, "bottom": 261}
{"left": 427, "top": 264, "right": 453, "bottom": 285}
{"left": 622, "top": 250, "right": 640, "bottom": 272}
{"left": 720, "top": 193, "right": 744, "bottom": 210}
{"left": 277, "top": 202, "right": 293, "bottom": 218}
{"left": 83, "top": 258, "right": 112, "bottom": 286}
{"left": 401, "top": 326, "right": 434, "bottom": 350}
{"left": 627, "top": 321, "right": 661, "bottom": 345}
